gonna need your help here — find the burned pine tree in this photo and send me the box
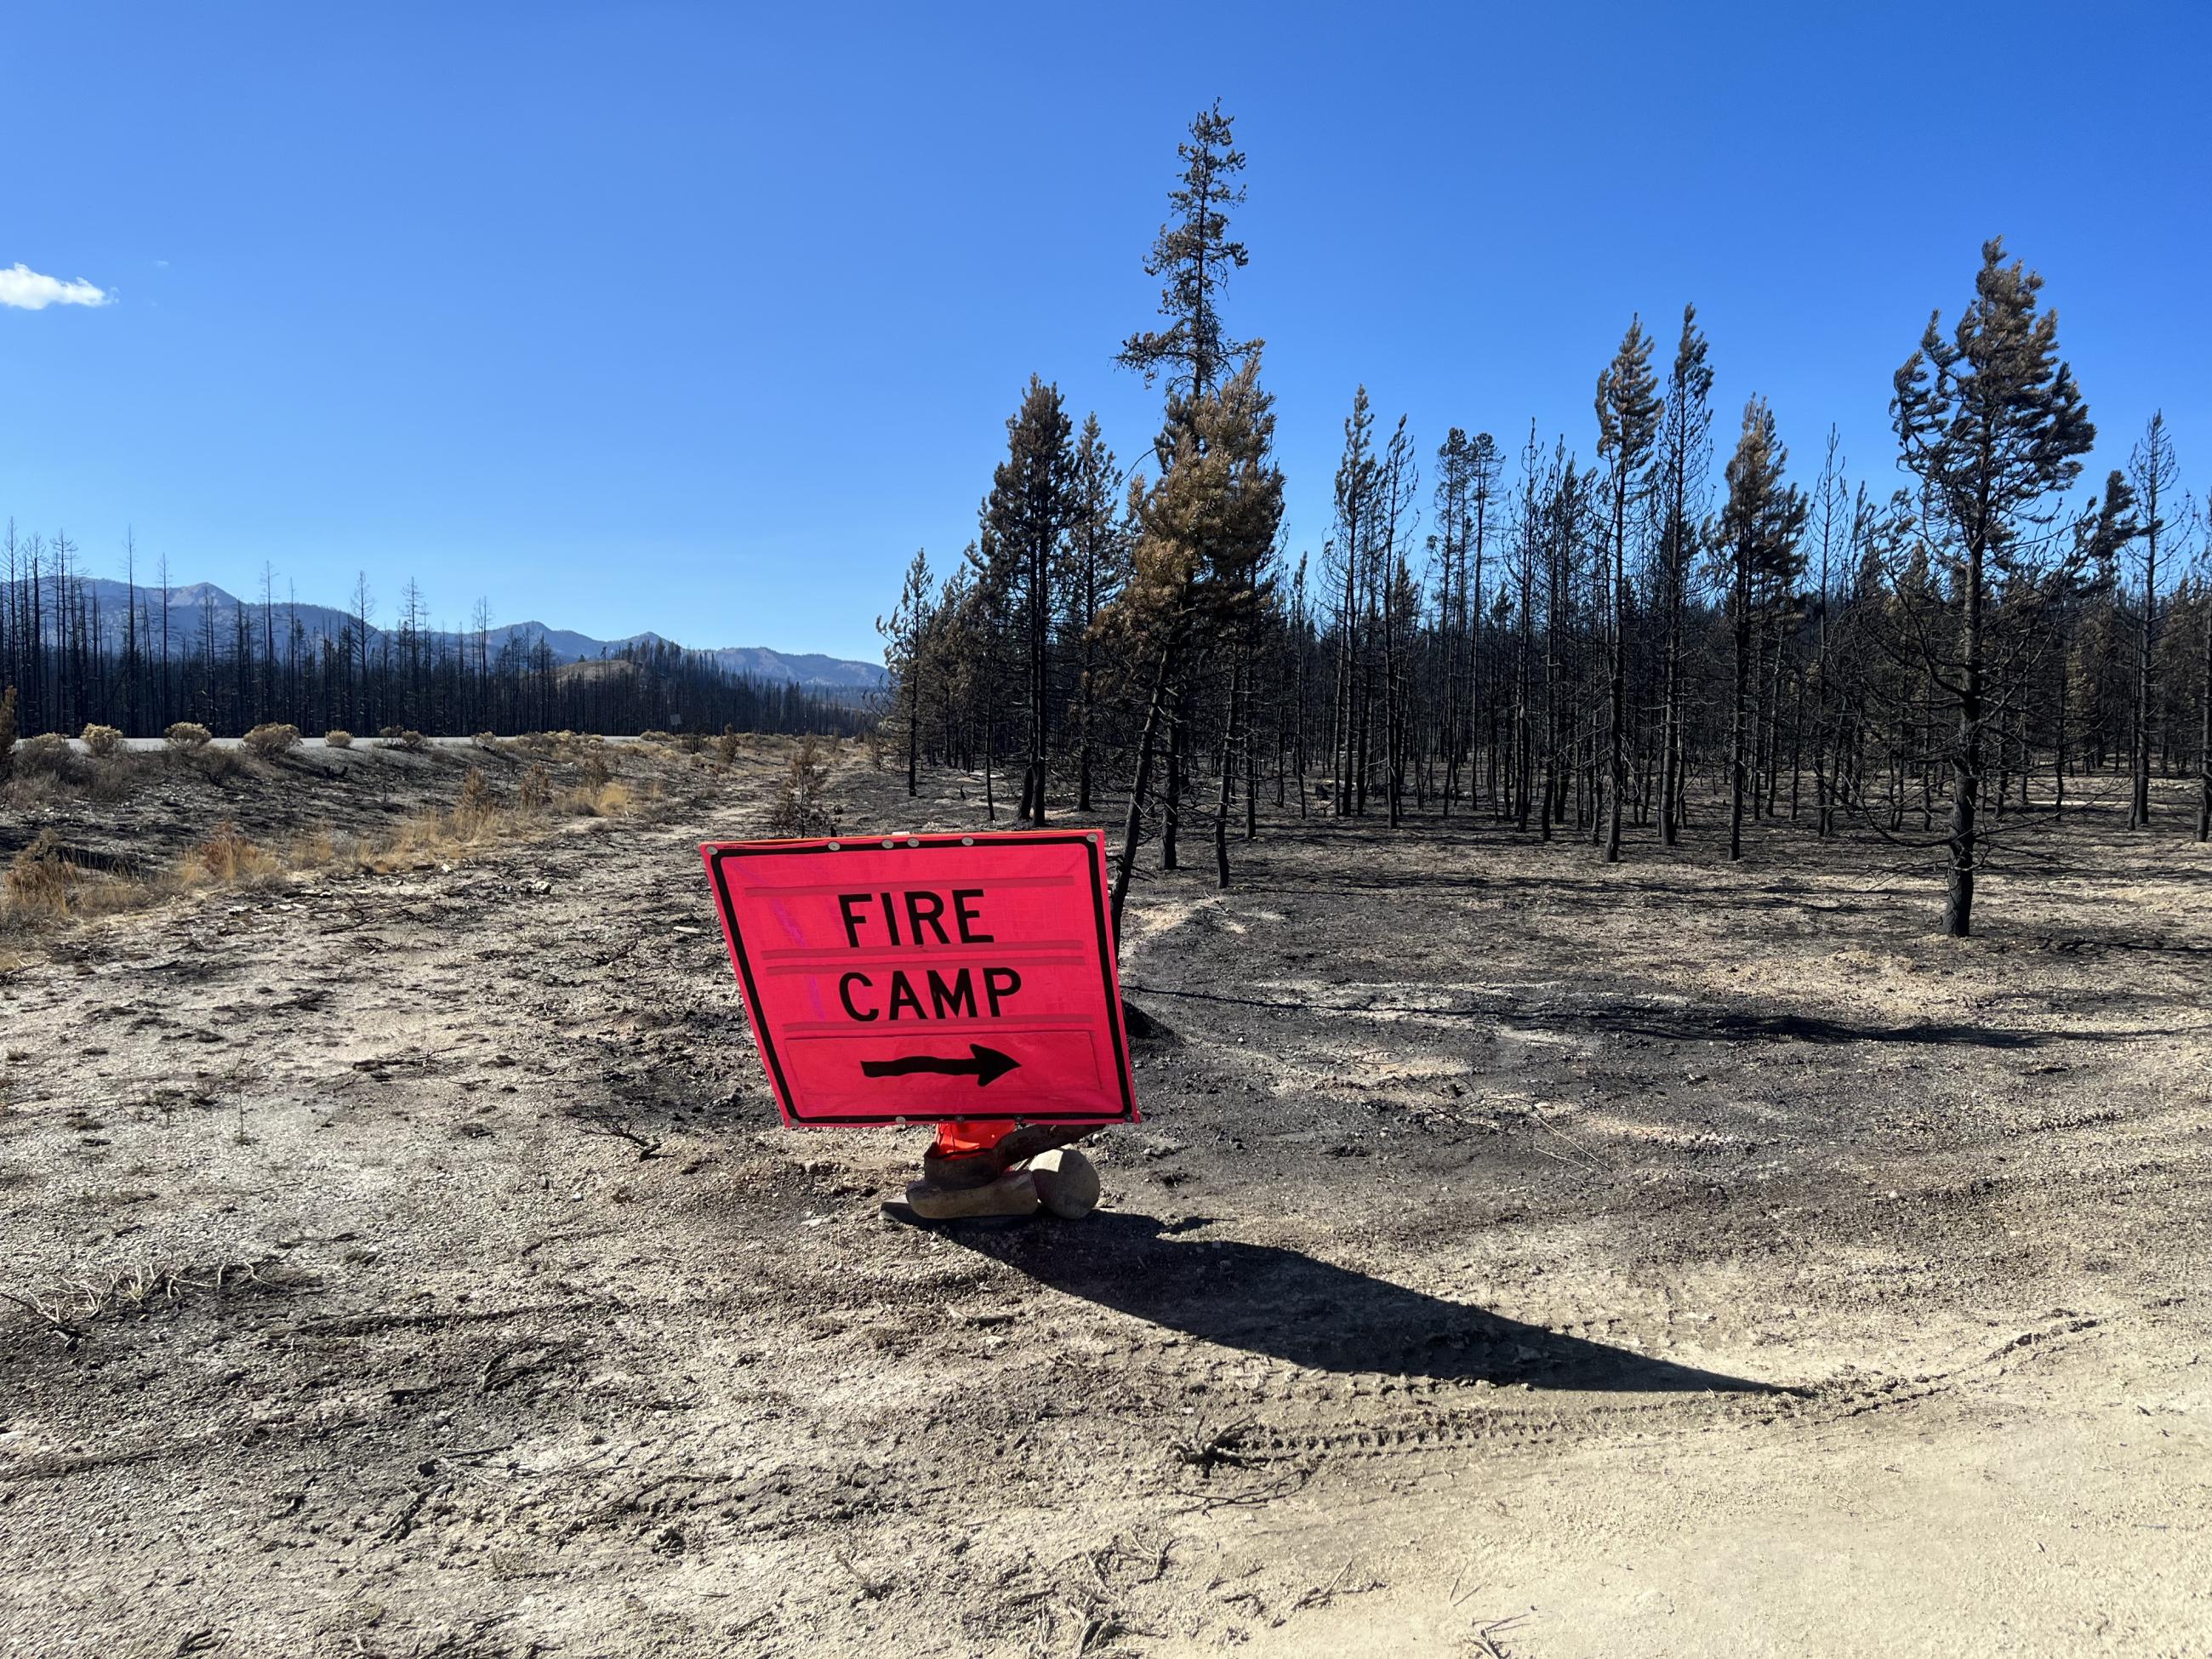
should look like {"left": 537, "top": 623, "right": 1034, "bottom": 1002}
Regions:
{"left": 1655, "top": 306, "right": 1715, "bottom": 846}
{"left": 1593, "top": 316, "right": 1662, "bottom": 863}
{"left": 851, "top": 117, "right": 2212, "bottom": 943}
{"left": 1061, "top": 414, "right": 1126, "bottom": 813}
{"left": 1892, "top": 237, "right": 2095, "bottom": 937}
{"left": 1328, "top": 388, "right": 1378, "bottom": 818}
{"left": 1716, "top": 397, "right": 1807, "bottom": 863}
{"left": 981, "top": 375, "right": 1076, "bottom": 828}
{"left": 877, "top": 548, "right": 933, "bottom": 796}
{"left": 1108, "top": 360, "right": 1285, "bottom": 928}
{"left": 2125, "top": 412, "right": 2187, "bottom": 829}
{"left": 1117, "top": 101, "right": 1257, "bottom": 873}
{"left": 2198, "top": 547, "right": 2212, "bottom": 841}
{"left": 1430, "top": 427, "right": 1502, "bottom": 821}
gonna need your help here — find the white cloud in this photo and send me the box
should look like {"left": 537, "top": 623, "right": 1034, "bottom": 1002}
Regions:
{"left": 0, "top": 263, "right": 111, "bottom": 310}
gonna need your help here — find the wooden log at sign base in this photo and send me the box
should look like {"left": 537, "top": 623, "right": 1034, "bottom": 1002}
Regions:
{"left": 698, "top": 830, "right": 1141, "bottom": 1129}
{"left": 905, "top": 1166, "right": 1041, "bottom": 1221}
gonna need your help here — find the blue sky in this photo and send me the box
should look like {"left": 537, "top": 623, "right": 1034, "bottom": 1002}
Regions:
{"left": 4, "top": 2, "right": 2205, "bottom": 662}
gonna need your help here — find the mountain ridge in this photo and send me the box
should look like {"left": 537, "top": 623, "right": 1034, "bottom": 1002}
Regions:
{"left": 6, "top": 576, "right": 886, "bottom": 691}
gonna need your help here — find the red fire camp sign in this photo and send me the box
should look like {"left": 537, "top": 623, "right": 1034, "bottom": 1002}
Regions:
{"left": 700, "top": 830, "right": 1139, "bottom": 1128}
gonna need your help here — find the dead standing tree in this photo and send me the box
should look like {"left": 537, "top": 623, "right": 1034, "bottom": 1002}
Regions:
{"left": 2199, "top": 532, "right": 2212, "bottom": 841}
{"left": 2124, "top": 411, "right": 2190, "bottom": 828}
{"left": 1655, "top": 305, "right": 1714, "bottom": 846}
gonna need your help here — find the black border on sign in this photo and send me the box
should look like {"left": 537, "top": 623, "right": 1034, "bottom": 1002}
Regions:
{"left": 702, "top": 832, "right": 1137, "bottom": 1127}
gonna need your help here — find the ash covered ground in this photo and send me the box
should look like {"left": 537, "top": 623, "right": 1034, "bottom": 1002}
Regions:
{"left": 2, "top": 742, "right": 2207, "bottom": 1656}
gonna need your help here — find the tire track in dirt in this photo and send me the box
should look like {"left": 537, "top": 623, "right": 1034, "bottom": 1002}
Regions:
{"left": 6, "top": 752, "right": 2210, "bottom": 1656}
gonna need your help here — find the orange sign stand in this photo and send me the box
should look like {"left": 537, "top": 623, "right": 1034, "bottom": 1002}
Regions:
{"left": 700, "top": 830, "right": 1140, "bottom": 1128}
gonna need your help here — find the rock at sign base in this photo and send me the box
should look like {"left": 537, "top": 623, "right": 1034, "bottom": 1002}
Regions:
{"left": 1026, "top": 1149, "right": 1100, "bottom": 1219}
{"left": 906, "top": 1167, "right": 1040, "bottom": 1222}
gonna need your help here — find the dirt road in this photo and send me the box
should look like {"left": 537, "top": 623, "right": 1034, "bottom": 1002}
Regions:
{"left": 3, "top": 750, "right": 2207, "bottom": 1656}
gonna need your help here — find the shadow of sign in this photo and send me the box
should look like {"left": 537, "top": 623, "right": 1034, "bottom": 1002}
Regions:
{"left": 893, "top": 1208, "right": 1782, "bottom": 1394}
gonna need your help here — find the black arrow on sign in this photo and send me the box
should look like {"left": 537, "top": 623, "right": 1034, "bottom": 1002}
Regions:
{"left": 860, "top": 1044, "right": 1020, "bottom": 1087}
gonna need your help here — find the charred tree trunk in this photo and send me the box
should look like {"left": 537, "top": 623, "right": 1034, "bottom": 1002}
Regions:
{"left": 1944, "top": 540, "right": 1985, "bottom": 938}
{"left": 1113, "top": 639, "right": 1178, "bottom": 937}
{"left": 2198, "top": 606, "right": 2211, "bottom": 842}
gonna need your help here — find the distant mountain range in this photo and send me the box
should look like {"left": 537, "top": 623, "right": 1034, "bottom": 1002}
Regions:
{"left": 7, "top": 576, "right": 887, "bottom": 692}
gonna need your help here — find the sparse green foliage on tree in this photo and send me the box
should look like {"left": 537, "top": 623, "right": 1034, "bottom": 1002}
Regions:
{"left": 1891, "top": 237, "right": 2095, "bottom": 935}
{"left": 1060, "top": 414, "right": 1126, "bottom": 812}
{"left": 1594, "top": 315, "right": 1662, "bottom": 863}
{"left": 1117, "top": 100, "right": 1253, "bottom": 411}
{"left": 983, "top": 376, "right": 1077, "bottom": 827}
{"left": 1717, "top": 397, "right": 1807, "bottom": 863}
{"left": 877, "top": 548, "right": 933, "bottom": 797}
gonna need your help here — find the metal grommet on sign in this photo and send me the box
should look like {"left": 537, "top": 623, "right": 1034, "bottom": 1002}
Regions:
{"left": 906, "top": 838, "right": 921, "bottom": 848}
{"left": 826, "top": 841, "right": 841, "bottom": 851}
{"left": 881, "top": 838, "right": 895, "bottom": 848}
{"left": 961, "top": 836, "right": 975, "bottom": 847}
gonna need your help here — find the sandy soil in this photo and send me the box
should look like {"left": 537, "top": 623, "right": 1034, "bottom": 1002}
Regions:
{"left": 2, "top": 744, "right": 2207, "bottom": 1658}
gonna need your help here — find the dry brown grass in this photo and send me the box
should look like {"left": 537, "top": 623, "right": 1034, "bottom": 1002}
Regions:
{"left": 2, "top": 738, "right": 656, "bottom": 937}
{"left": 4, "top": 831, "right": 157, "bottom": 923}
{"left": 345, "top": 778, "right": 639, "bottom": 869}
{"left": 553, "top": 779, "right": 633, "bottom": 818}
{"left": 349, "top": 816, "right": 466, "bottom": 874}
{"left": 332, "top": 766, "right": 645, "bottom": 871}
{"left": 458, "top": 766, "right": 493, "bottom": 815}
{"left": 2, "top": 1257, "right": 317, "bottom": 1347}
{"left": 515, "top": 730, "right": 607, "bottom": 763}
{"left": 5, "top": 832, "right": 76, "bottom": 918}
{"left": 325, "top": 729, "right": 354, "bottom": 748}
{"left": 79, "top": 723, "right": 123, "bottom": 758}
{"left": 195, "top": 821, "right": 280, "bottom": 884}
{"left": 285, "top": 826, "right": 338, "bottom": 868}
{"left": 165, "top": 721, "right": 213, "bottom": 752}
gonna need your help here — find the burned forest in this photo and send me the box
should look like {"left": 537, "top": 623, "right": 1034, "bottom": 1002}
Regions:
{"left": 6, "top": 44, "right": 2211, "bottom": 1659}
{"left": 880, "top": 108, "right": 2212, "bottom": 941}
